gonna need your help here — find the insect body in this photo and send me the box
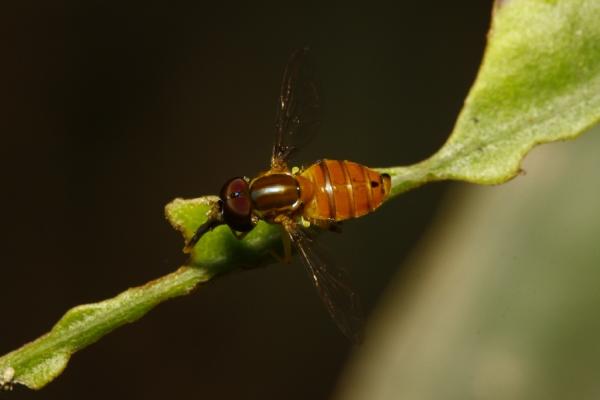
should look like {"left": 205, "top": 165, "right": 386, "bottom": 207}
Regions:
{"left": 299, "top": 160, "right": 391, "bottom": 222}
{"left": 213, "top": 160, "right": 390, "bottom": 237}
{"left": 185, "top": 48, "right": 391, "bottom": 342}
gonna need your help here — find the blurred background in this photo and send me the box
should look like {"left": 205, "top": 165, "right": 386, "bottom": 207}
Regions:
{"left": 335, "top": 127, "right": 600, "bottom": 400}
{"left": 4, "top": 1, "right": 578, "bottom": 399}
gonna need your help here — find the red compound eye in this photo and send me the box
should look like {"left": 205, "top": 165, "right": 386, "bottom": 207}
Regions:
{"left": 219, "top": 177, "right": 253, "bottom": 232}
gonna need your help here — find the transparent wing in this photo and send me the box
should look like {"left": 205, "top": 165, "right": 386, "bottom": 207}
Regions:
{"left": 272, "top": 47, "right": 321, "bottom": 169}
{"left": 285, "top": 224, "right": 364, "bottom": 343}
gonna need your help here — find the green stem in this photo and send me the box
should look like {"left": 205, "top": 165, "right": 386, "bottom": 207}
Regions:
{"left": 376, "top": 157, "right": 443, "bottom": 198}
{"left": 0, "top": 266, "right": 212, "bottom": 390}
{"left": 0, "top": 164, "right": 428, "bottom": 391}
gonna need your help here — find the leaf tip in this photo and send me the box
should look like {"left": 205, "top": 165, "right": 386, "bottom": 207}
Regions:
{"left": 0, "top": 366, "right": 15, "bottom": 391}
{"left": 0, "top": 351, "right": 71, "bottom": 391}
{"left": 165, "top": 195, "right": 219, "bottom": 237}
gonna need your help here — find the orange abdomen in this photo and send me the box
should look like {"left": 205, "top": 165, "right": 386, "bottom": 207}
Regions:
{"left": 298, "top": 159, "right": 391, "bottom": 222}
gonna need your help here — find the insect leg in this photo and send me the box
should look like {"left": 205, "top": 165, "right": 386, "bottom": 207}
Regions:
{"left": 281, "top": 226, "right": 292, "bottom": 263}
{"left": 183, "top": 203, "right": 224, "bottom": 253}
{"left": 183, "top": 218, "right": 219, "bottom": 253}
{"left": 268, "top": 215, "right": 295, "bottom": 264}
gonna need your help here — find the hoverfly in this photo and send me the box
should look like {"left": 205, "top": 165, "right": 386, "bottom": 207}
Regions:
{"left": 185, "top": 48, "right": 391, "bottom": 342}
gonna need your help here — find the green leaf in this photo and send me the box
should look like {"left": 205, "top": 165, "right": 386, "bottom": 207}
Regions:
{"left": 380, "top": 0, "right": 600, "bottom": 197}
{"left": 2, "top": 0, "right": 600, "bottom": 391}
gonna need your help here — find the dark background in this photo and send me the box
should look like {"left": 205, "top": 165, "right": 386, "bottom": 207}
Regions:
{"left": 1, "top": 2, "right": 489, "bottom": 399}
